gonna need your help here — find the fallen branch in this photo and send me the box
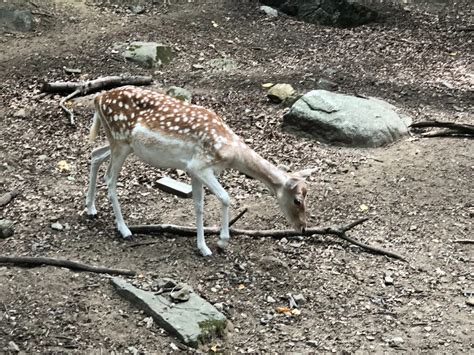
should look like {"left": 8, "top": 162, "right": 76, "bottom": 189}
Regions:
{"left": 129, "top": 218, "right": 407, "bottom": 261}
{"left": 41, "top": 75, "right": 153, "bottom": 95}
{"left": 59, "top": 89, "right": 80, "bottom": 125}
{"left": 0, "top": 256, "right": 136, "bottom": 276}
{"left": 128, "top": 208, "right": 249, "bottom": 248}
{"left": 41, "top": 75, "right": 153, "bottom": 125}
{"left": 0, "top": 190, "right": 19, "bottom": 207}
{"left": 410, "top": 120, "right": 474, "bottom": 137}
{"left": 453, "top": 239, "right": 474, "bottom": 244}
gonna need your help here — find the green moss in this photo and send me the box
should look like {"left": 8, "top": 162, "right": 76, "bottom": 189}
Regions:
{"left": 198, "top": 318, "right": 227, "bottom": 344}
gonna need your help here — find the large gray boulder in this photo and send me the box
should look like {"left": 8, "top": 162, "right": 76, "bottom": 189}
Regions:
{"left": 260, "top": 0, "right": 377, "bottom": 27}
{"left": 283, "top": 90, "right": 412, "bottom": 147}
{"left": 0, "top": 8, "right": 33, "bottom": 32}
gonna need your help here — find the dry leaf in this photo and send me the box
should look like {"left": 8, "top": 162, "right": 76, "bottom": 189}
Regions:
{"left": 57, "top": 160, "right": 70, "bottom": 172}
{"left": 276, "top": 306, "right": 291, "bottom": 314}
{"left": 359, "top": 203, "right": 369, "bottom": 212}
{"left": 237, "top": 284, "right": 245, "bottom": 290}
{"left": 211, "top": 21, "right": 219, "bottom": 28}
{"left": 262, "top": 83, "right": 274, "bottom": 88}
{"left": 210, "top": 344, "right": 218, "bottom": 352}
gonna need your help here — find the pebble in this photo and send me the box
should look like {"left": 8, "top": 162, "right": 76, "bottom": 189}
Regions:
{"left": 388, "top": 336, "right": 404, "bottom": 347}
{"left": 293, "top": 293, "right": 306, "bottom": 305}
{"left": 384, "top": 275, "right": 394, "bottom": 286}
{"left": 170, "top": 285, "right": 192, "bottom": 302}
{"left": 51, "top": 222, "right": 64, "bottom": 231}
{"left": 13, "top": 108, "right": 26, "bottom": 118}
{"left": 8, "top": 341, "right": 20, "bottom": 352}
{"left": 266, "top": 295, "right": 276, "bottom": 303}
{"left": 466, "top": 297, "right": 474, "bottom": 307}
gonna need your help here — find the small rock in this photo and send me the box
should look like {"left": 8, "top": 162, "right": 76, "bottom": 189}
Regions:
{"left": 170, "top": 342, "right": 179, "bottom": 351}
{"left": 166, "top": 86, "right": 192, "bottom": 102}
{"left": 306, "top": 340, "right": 318, "bottom": 347}
{"left": 170, "top": 285, "right": 192, "bottom": 302}
{"left": 155, "top": 277, "right": 178, "bottom": 289}
{"left": 207, "top": 58, "right": 238, "bottom": 71}
{"left": 259, "top": 255, "right": 289, "bottom": 270}
{"left": 0, "top": 219, "right": 14, "bottom": 239}
{"left": 267, "top": 83, "right": 295, "bottom": 104}
{"left": 213, "top": 302, "right": 224, "bottom": 311}
{"left": 266, "top": 295, "right": 276, "bottom": 303}
{"left": 13, "top": 108, "right": 27, "bottom": 118}
{"left": 260, "top": 5, "right": 278, "bottom": 17}
{"left": 388, "top": 336, "right": 404, "bottom": 347}
{"left": 51, "top": 222, "right": 64, "bottom": 231}
{"left": 129, "top": 5, "right": 145, "bottom": 14}
{"left": 122, "top": 42, "right": 173, "bottom": 69}
{"left": 8, "top": 341, "right": 20, "bottom": 352}
{"left": 466, "top": 297, "right": 474, "bottom": 307}
{"left": 293, "top": 293, "right": 306, "bottom": 305}
{"left": 384, "top": 274, "right": 394, "bottom": 286}
{"left": 316, "top": 78, "right": 338, "bottom": 91}
{"left": 282, "top": 94, "right": 303, "bottom": 108}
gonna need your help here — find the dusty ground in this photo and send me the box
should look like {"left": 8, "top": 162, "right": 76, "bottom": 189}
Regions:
{"left": 0, "top": 0, "right": 473, "bottom": 352}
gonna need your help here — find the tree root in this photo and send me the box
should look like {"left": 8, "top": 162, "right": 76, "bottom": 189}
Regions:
{"left": 129, "top": 218, "right": 407, "bottom": 262}
{"left": 0, "top": 256, "right": 136, "bottom": 276}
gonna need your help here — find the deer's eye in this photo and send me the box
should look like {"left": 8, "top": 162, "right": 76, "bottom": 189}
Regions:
{"left": 294, "top": 198, "right": 301, "bottom": 206}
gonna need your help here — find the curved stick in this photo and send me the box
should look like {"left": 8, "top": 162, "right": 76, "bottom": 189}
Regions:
{"left": 0, "top": 256, "right": 136, "bottom": 276}
{"left": 59, "top": 89, "right": 80, "bottom": 125}
{"left": 129, "top": 218, "right": 407, "bottom": 261}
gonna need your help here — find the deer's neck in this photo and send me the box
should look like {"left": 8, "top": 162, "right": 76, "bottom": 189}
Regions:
{"left": 230, "top": 144, "right": 288, "bottom": 195}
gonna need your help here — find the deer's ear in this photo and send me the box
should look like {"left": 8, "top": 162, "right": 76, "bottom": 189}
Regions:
{"left": 292, "top": 168, "right": 317, "bottom": 180}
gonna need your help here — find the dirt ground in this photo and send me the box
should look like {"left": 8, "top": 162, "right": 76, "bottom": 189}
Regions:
{"left": 0, "top": 0, "right": 473, "bottom": 352}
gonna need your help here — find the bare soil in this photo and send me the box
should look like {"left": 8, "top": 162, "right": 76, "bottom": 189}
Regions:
{"left": 0, "top": 0, "right": 473, "bottom": 353}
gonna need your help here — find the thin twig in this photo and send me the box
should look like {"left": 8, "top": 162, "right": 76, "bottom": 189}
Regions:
{"left": 229, "top": 207, "right": 248, "bottom": 227}
{"left": 0, "top": 256, "right": 136, "bottom": 276}
{"left": 59, "top": 89, "right": 80, "bottom": 125}
{"left": 129, "top": 218, "right": 406, "bottom": 261}
{"left": 410, "top": 120, "right": 474, "bottom": 136}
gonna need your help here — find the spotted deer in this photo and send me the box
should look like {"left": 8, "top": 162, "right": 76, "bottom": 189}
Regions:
{"left": 86, "top": 86, "right": 314, "bottom": 256}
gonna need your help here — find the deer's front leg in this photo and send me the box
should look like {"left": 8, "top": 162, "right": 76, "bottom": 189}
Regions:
{"left": 105, "top": 145, "right": 132, "bottom": 238}
{"left": 191, "top": 178, "right": 212, "bottom": 256}
{"left": 86, "top": 145, "right": 111, "bottom": 216}
{"left": 197, "top": 170, "right": 230, "bottom": 250}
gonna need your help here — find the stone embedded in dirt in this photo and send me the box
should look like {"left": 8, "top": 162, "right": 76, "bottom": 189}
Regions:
{"left": 260, "top": 5, "right": 278, "bottom": 17}
{"left": 13, "top": 108, "right": 27, "bottom": 118}
{"left": 388, "top": 336, "right": 404, "bottom": 347}
{"left": 111, "top": 277, "right": 227, "bottom": 347}
{"left": 266, "top": 295, "right": 276, "bottom": 303}
{"left": 260, "top": 0, "right": 377, "bottom": 27}
{"left": 267, "top": 83, "right": 295, "bottom": 104}
{"left": 316, "top": 78, "right": 338, "bottom": 91}
{"left": 8, "top": 341, "right": 20, "bottom": 352}
{"left": 0, "top": 219, "right": 14, "bottom": 239}
{"left": 170, "top": 285, "right": 192, "bottom": 302}
{"left": 207, "top": 58, "right": 238, "bottom": 71}
{"left": 466, "top": 297, "right": 474, "bottom": 307}
{"left": 259, "top": 255, "right": 289, "bottom": 271}
{"left": 384, "top": 273, "right": 394, "bottom": 285}
{"left": 122, "top": 42, "right": 173, "bottom": 69}
{"left": 129, "top": 5, "right": 145, "bottom": 14}
{"left": 293, "top": 293, "right": 306, "bottom": 305}
{"left": 0, "top": 8, "right": 33, "bottom": 32}
{"left": 283, "top": 90, "right": 412, "bottom": 147}
{"left": 51, "top": 222, "right": 64, "bottom": 231}
{"left": 166, "top": 86, "right": 192, "bottom": 102}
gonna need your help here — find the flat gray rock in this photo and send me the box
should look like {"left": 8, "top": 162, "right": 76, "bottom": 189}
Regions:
{"left": 283, "top": 90, "right": 412, "bottom": 147}
{"left": 0, "top": 8, "right": 33, "bottom": 32}
{"left": 122, "top": 42, "right": 173, "bottom": 69}
{"left": 111, "top": 277, "right": 226, "bottom": 348}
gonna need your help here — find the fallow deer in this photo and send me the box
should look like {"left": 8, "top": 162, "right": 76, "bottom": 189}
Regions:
{"left": 86, "top": 86, "right": 314, "bottom": 256}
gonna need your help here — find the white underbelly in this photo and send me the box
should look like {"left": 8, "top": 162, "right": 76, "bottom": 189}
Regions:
{"left": 131, "top": 124, "right": 197, "bottom": 170}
